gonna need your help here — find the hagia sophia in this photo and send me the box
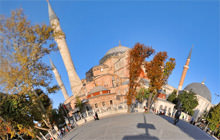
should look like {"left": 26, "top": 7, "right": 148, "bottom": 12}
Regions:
{"left": 47, "top": 1, "right": 213, "bottom": 121}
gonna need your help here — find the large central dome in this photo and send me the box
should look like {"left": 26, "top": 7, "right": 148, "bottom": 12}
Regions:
{"left": 105, "top": 45, "right": 130, "bottom": 56}
{"left": 184, "top": 82, "right": 212, "bottom": 102}
{"left": 100, "top": 45, "right": 130, "bottom": 64}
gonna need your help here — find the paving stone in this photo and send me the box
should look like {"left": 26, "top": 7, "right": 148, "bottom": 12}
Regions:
{"left": 62, "top": 113, "right": 215, "bottom": 140}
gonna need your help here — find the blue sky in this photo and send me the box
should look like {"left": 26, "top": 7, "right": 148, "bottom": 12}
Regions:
{"left": 1, "top": 0, "right": 219, "bottom": 108}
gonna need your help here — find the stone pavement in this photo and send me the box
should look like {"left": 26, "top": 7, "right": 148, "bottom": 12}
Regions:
{"left": 62, "top": 113, "right": 215, "bottom": 140}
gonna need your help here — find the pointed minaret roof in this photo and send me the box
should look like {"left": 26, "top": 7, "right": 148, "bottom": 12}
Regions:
{"left": 187, "top": 45, "right": 194, "bottom": 59}
{"left": 47, "top": 0, "right": 58, "bottom": 21}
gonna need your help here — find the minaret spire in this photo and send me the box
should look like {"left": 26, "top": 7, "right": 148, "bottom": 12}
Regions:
{"left": 177, "top": 45, "right": 193, "bottom": 95}
{"left": 187, "top": 45, "right": 193, "bottom": 60}
{"left": 47, "top": 0, "right": 58, "bottom": 22}
{"left": 47, "top": 1, "right": 82, "bottom": 97}
{"left": 50, "top": 59, "right": 69, "bottom": 100}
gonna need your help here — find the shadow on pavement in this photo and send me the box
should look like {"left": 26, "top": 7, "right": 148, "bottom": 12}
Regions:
{"left": 159, "top": 115, "right": 214, "bottom": 140}
{"left": 122, "top": 113, "right": 159, "bottom": 140}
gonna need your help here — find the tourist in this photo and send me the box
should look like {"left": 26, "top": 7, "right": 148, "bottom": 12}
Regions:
{"left": 164, "top": 109, "right": 167, "bottom": 115}
{"left": 144, "top": 106, "right": 147, "bottom": 112}
{"left": 168, "top": 112, "right": 171, "bottom": 117}
{"left": 174, "top": 109, "right": 182, "bottom": 125}
{"left": 61, "top": 128, "right": 65, "bottom": 135}
{"left": 190, "top": 117, "right": 195, "bottom": 124}
{"left": 94, "top": 112, "right": 99, "bottom": 120}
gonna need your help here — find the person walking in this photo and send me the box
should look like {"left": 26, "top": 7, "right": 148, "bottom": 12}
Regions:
{"left": 190, "top": 117, "right": 195, "bottom": 124}
{"left": 174, "top": 109, "right": 182, "bottom": 125}
{"left": 94, "top": 112, "right": 99, "bottom": 120}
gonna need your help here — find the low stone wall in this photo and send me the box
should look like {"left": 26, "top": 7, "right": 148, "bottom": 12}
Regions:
{"left": 76, "top": 109, "right": 127, "bottom": 126}
{"left": 76, "top": 107, "right": 144, "bottom": 126}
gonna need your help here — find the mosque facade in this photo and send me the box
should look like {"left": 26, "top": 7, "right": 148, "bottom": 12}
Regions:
{"left": 46, "top": 1, "right": 213, "bottom": 121}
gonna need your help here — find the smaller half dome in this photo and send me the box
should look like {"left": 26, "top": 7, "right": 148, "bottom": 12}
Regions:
{"left": 89, "top": 86, "right": 108, "bottom": 94}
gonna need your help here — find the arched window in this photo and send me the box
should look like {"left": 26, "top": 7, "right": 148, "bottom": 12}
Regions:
{"left": 110, "top": 100, "right": 113, "bottom": 105}
{"left": 164, "top": 106, "right": 167, "bottom": 111}
{"left": 95, "top": 103, "right": 98, "bottom": 108}
{"left": 168, "top": 108, "right": 171, "bottom": 113}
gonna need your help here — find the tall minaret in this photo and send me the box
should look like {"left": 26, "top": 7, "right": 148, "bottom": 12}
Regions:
{"left": 47, "top": 0, "right": 82, "bottom": 97}
{"left": 177, "top": 46, "right": 193, "bottom": 94}
{"left": 50, "top": 59, "right": 69, "bottom": 100}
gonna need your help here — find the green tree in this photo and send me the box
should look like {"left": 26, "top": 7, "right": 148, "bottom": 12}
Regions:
{"left": 0, "top": 91, "right": 50, "bottom": 139}
{"left": 0, "top": 9, "right": 58, "bottom": 139}
{"left": 58, "top": 103, "right": 68, "bottom": 118}
{"left": 136, "top": 88, "right": 150, "bottom": 103}
{"left": 167, "top": 90, "right": 177, "bottom": 103}
{"left": 50, "top": 108, "right": 65, "bottom": 129}
{"left": 0, "top": 92, "right": 35, "bottom": 139}
{"left": 178, "top": 90, "right": 198, "bottom": 115}
{"left": 75, "top": 96, "right": 83, "bottom": 113}
{"left": 207, "top": 103, "right": 220, "bottom": 136}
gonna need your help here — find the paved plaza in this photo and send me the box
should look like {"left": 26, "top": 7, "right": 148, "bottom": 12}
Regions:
{"left": 62, "top": 113, "right": 215, "bottom": 140}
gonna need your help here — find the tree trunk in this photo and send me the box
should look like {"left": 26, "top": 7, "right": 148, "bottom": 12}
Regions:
{"left": 147, "top": 93, "right": 153, "bottom": 112}
{"left": 36, "top": 135, "right": 41, "bottom": 140}
{"left": 127, "top": 104, "right": 131, "bottom": 113}
{"left": 150, "top": 92, "right": 159, "bottom": 110}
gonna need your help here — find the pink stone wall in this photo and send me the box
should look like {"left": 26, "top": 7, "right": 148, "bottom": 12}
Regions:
{"left": 67, "top": 49, "right": 150, "bottom": 112}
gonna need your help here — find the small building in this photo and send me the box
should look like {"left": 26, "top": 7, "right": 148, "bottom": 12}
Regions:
{"left": 153, "top": 93, "right": 175, "bottom": 116}
{"left": 184, "top": 82, "right": 213, "bottom": 121}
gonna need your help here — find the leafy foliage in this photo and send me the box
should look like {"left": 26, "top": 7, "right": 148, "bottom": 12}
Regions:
{"left": 145, "top": 52, "right": 176, "bottom": 111}
{"left": 167, "top": 90, "right": 177, "bottom": 103}
{"left": 178, "top": 90, "right": 198, "bottom": 115}
{"left": 127, "top": 43, "right": 154, "bottom": 112}
{"left": 58, "top": 103, "right": 68, "bottom": 118}
{"left": 167, "top": 90, "right": 198, "bottom": 115}
{"left": 0, "top": 9, "right": 58, "bottom": 138}
{"left": 50, "top": 108, "right": 65, "bottom": 129}
{"left": 0, "top": 9, "right": 58, "bottom": 95}
{"left": 207, "top": 103, "right": 220, "bottom": 135}
{"left": 136, "top": 88, "right": 150, "bottom": 103}
{"left": 75, "top": 96, "right": 83, "bottom": 112}
{"left": 0, "top": 90, "right": 53, "bottom": 138}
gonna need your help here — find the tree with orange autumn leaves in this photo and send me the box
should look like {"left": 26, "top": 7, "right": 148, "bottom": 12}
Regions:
{"left": 127, "top": 43, "right": 154, "bottom": 112}
{"left": 127, "top": 44, "right": 176, "bottom": 113}
{"left": 145, "top": 52, "right": 176, "bottom": 111}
